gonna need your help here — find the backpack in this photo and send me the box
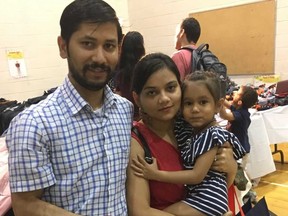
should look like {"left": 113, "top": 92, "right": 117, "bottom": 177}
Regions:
{"left": 181, "top": 43, "right": 227, "bottom": 97}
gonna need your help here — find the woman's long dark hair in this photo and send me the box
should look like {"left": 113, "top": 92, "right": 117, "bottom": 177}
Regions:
{"left": 115, "top": 31, "right": 145, "bottom": 120}
{"left": 115, "top": 31, "right": 145, "bottom": 97}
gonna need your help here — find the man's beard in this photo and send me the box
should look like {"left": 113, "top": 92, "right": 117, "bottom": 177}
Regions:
{"left": 68, "top": 60, "right": 114, "bottom": 91}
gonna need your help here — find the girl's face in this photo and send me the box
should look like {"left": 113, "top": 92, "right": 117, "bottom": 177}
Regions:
{"left": 136, "top": 68, "right": 181, "bottom": 122}
{"left": 182, "top": 81, "right": 221, "bottom": 130}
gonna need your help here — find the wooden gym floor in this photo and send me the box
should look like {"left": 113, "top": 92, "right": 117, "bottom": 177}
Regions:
{"left": 253, "top": 143, "right": 288, "bottom": 216}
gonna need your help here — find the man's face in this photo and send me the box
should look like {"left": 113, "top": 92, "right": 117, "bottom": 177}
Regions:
{"left": 174, "top": 24, "right": 182, "bottom": 50}
{"left": 58, "top": 22, "right": 119, "bottom": 91}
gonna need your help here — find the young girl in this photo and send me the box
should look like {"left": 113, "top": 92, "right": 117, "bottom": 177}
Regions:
{"left": 132, "top": 70, "right": 246, "bottom": 216}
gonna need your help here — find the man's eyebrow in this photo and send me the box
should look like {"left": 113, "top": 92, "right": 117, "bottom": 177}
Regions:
{"left": 106, "top": 38, "right": 118, "bottom": 43}
{"left": 80, "top": 35, "right": 97, "bottom": 41}
{"left": 81, "top": 35, "right": 117, "bottom": 42}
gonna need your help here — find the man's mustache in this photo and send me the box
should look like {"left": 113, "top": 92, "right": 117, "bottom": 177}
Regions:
{"left": 83, "top": 62, "right": 111, "bottom": 73}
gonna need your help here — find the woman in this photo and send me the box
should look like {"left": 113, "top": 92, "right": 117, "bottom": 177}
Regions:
{"left": 114, "top": 31, "right": 145, "bottom": 120}
{"left": 126, "top": 53, "right": 237, "bottom": 216}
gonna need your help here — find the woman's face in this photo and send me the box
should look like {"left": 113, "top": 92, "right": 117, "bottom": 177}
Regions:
{"left": 137, "top": 68, "right": 181, "bottom": 122}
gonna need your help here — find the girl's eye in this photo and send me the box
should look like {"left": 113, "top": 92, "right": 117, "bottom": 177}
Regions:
{"left": 183, "top": 101, "right": 192, "bottom": 106}
{"left": 200, "top": 100, "right": 208, "bottom": 105}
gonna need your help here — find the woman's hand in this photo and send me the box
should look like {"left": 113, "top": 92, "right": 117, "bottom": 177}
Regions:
{"left": 211, "top": 141, "right": 237, "bottom": 187}
{"left": 211, "top": 141, "right": 237, "bottom": 173}
{"left": 131, "top": 155, "right": 159, "bottom": 180}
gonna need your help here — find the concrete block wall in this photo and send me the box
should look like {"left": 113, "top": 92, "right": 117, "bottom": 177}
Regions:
{"left": 0, "top": 0, "right": 72, "bottom": 101}
{"left": 0, "top": 0, "right": 286, "bottom": 101}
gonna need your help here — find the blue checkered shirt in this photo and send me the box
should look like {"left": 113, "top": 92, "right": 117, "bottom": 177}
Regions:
{"left": 6, "top": 77, "right": 133, "bottom": 215}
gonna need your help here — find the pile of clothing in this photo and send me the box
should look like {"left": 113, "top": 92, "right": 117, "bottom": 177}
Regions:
{"left": 225, "top": 79, "right": 288, "bottom": 111}
{"left": 254, "top": 83, "right": 288, "bottom": 110}
{"left": 0, "top": 87, "right": 57, "bottom": 136}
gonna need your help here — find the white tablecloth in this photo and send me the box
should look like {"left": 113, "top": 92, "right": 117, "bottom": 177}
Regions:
{"left": 246, "top": 105, "right": 288, "bottom": 179}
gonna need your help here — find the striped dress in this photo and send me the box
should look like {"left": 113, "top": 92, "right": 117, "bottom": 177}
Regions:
{"left": 174, "top": 118, "right": 246, "bottom": 216}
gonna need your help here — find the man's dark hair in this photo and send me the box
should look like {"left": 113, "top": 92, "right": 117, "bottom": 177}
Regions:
{"left": 181, "top": 17, "right": 201, "bottom": 44}
{"left": 60, "top": 0, "right": 122, "bottom": 44}
{"left": 241, "top": 86, "right": 258, "bottom": 108}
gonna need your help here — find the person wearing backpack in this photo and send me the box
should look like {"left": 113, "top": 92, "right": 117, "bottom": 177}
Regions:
{"left": 172, "top": 17, "right": 201, "bottom": 81}
{"left": 172, "top": 18, "right": 228, "bottom": 98}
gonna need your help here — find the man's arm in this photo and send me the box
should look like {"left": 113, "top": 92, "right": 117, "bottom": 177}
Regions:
{"left": 11, "top": 190, "right": 79, "bottom": 216}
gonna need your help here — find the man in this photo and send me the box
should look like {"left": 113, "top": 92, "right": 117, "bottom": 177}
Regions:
{"left": 6, "top": 0, "right": 133, "bottom": 215}
{"left": 171, "top": 17, "right": 201, "bottom": 80}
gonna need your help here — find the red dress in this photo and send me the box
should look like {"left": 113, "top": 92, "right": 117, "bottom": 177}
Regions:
{"left": 132, "top": 122, "right": 185, "bottom": 210}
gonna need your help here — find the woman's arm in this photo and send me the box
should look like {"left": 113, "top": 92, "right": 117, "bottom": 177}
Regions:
{"left": 132, "top": 147, "right": 218, "bottom": 185}
{"left": 11, "top": 190, "right": 78, "bottom": 216}
{"left": 126, "top": 138, "right": 175, "bottom": 216}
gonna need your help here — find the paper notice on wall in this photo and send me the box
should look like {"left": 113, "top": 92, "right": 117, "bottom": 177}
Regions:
{"left": 6, "top": 50, "right": 27, "bottom": 78}
{"left": 253, "top": 75, "right": 280, "bottom": 87}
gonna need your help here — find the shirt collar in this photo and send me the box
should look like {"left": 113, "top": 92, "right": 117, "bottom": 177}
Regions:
{"left": 61, "top": 77, "right": 118, "bottom": 115}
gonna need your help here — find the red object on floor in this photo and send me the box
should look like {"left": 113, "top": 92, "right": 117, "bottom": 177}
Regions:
{"left": 228, "top": 185, "right": 236, "bottom": 216}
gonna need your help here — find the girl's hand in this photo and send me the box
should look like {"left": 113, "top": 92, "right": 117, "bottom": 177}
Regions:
{"left": 131, "top": 155, "right": 159, "bottom": 180}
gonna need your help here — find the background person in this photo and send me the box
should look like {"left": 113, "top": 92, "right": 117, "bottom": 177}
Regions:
{"left": 113, "top": 31, "right": 145, "bottom": 120}
{"left": 220, "top": 85, "right": 258, "bottom": 158}
{"left": 220, "top": 85, "right": 258, "bottom": 193}
{"left": 171, "top": 17, "right": 201, "bottom": 80}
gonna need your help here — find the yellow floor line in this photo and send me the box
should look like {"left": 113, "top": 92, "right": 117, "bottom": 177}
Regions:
{"left": 261, "top": 180, "right": 288, "bottom": 188}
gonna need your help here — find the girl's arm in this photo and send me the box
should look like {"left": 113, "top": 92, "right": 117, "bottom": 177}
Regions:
{"left": 132, "top": 147, "right": 218, "bottom": 185}
{"left": 126, "top": 138, "right": 175, "bottom": 216}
